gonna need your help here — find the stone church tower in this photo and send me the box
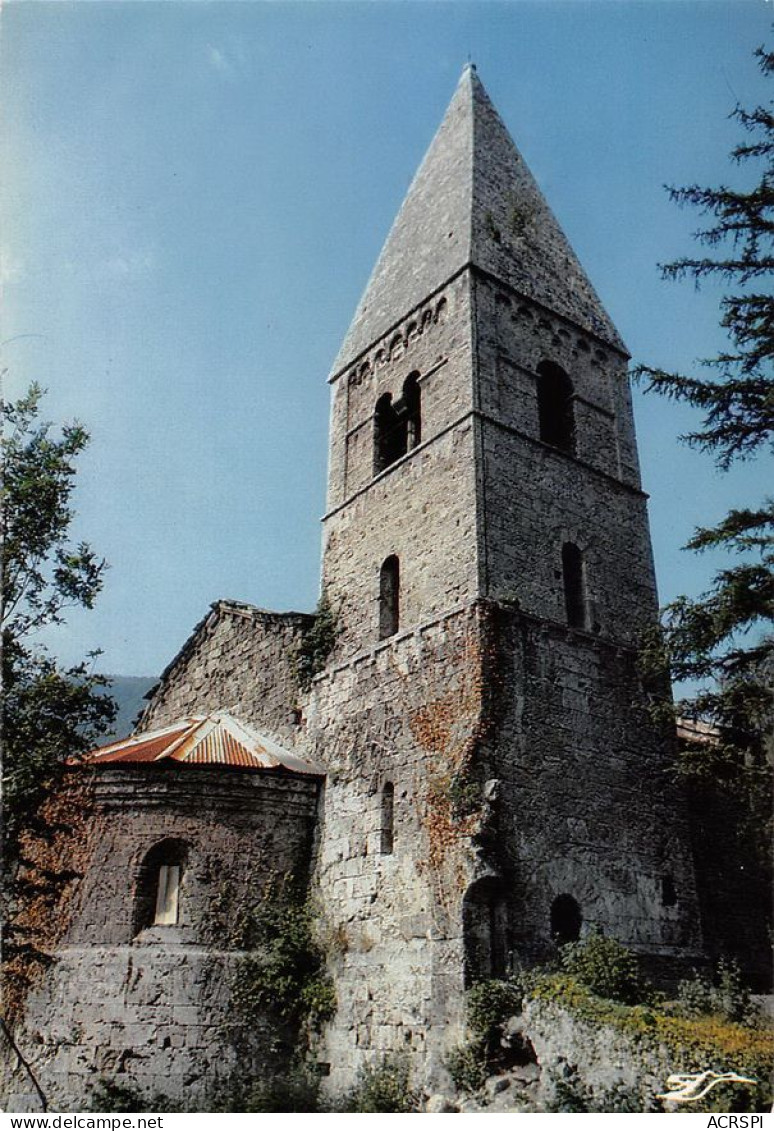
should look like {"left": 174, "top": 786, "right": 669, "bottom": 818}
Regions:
{"left": 2, "top": 67, "right": 703, "bottom": 1111}
{"left": 309, "top": 64, "right": 702, "bottom": 1088}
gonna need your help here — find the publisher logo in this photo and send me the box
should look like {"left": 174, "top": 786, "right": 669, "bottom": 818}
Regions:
{"left": 657, "top": 1070, "right": 758, "bottom": 1104}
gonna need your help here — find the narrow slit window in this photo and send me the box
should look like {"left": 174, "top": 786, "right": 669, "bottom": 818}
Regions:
{"left": 154, "top": 864, "right": 181, "bottom": 925}
{"left": 537, "top": 361, "right": 575, "bottom": 453}
{"left": 380, "top": 782, "right": 395, "bottom": 855}
{"left": 379, "top": 556, "right": 400, "bottom": 639}
{"left": 661, "top": 875, "right": 677, "bottom": 907}
{"left": 562, "top": 542, "right": 587, "bottom": 629}
{"left": 403, "top": 373, "right": 421, "bottom": 451}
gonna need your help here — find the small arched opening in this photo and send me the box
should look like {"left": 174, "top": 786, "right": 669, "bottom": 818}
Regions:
{"left": 562, "top": 542, "right": 587, "bottom": 629}
{"left": 374, "top": 393, "right": 402, "bottom": 474}
{"left": 661, "top": 874, "right": 677, "bottom": 907}
{"left": 134, "top": 838, "right": 188, "bottom": 935}
{"left": 550, "top": 893, "right": 582, "bottom": 944}
{"left": 379, "top": 556, "right": 400, "bottom": 640}
{"left": 537, "top": 361, "right": 575, "bottom": 453}
{"left": 380, "top": 782, "right": 395, "bottom": 855}
{"left": 463, "top": 877, "right": 508, "bottom": 986}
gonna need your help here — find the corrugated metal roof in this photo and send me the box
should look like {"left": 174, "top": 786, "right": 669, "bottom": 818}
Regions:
{"left": 676, "top": 717, "right": 720, "bottom": 745}
{"left": 80, "top": 712, "right": 324, "bottom": 776}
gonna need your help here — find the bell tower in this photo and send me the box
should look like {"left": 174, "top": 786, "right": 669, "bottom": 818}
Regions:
{"left": 312, "top": 66, "right": 702, "bottom": 1089}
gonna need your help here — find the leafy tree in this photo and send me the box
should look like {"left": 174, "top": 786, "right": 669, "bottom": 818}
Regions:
{"left": 1, "top": 382, "right": 116, "bottom": 848}
{"left": 635, "top": 46, "right": 773, "bottom": 765}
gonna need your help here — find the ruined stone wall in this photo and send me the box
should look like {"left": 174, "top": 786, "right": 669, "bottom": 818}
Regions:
{"left": 306, "top": 604, "right": 491, "bottom": 1093}
{"left": 323, "top": 275, "right": 480, "bottom": 660}
{"left": 1, "top": 766, "right": 319, "bottom": 1111}
{"left": 485, "top": 606, "right": 702, "bottom": 965}
{"left": 140, "top": 602, "right": 312, "bottom": 743}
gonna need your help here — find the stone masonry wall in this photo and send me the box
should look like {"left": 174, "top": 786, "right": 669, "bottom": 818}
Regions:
{"left": 521, "top": 996, "right": 678, "bottom": 1110}
{"left": 485, "top": 605, "right": 702, "bottom": 965}
{"left": 480, "top": 427, "right": 659, "bottom": 643}
{"left": 475, "top": 275, "right": 641, "bottom": 488}
{"left": 1, "top": 766, "right": 319, "bottom": 1111}
{"left": 323, "top": 274, "right": 480, "bottom": 660}
{"left": 306, "top": 604, "right": 493, "bottom": 1094}
{"left": 472, "top": 273, "right": 658, "bottom": 644}
{"left": 139, "top": 601, "right": 312, "bottom": 744}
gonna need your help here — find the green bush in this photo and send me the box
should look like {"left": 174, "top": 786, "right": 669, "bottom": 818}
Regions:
{"left": 445, "top": 1042, "right": 488, "bottom": 1093}
{"left": 467, "top": 977, "right": 524, "bottom": 1046}
{"left": 87, "top": 1079, "right": 181, "bottom": 1113}
{"left": 293, "top": 594, "right": 338, "bottom": 690}
{"left": 677, "top": 958, "right": 757, "bottom": 1025}
{"left": 342, "top": 1055, "right": 419, "bottom": 1112}
{"left": 211, "top": 1063, "right": 324, "bottom": 1113}
{"left": 544, "top": 1064, "right": 593, "bottom": 1112}
{"left": 231, "top": 880, "right": 335, "bottom": 1031}
{"left": 544, "top": 1067, "right": 645, "bottom": 1114}
{"left": 88, "top": 1080, "right": 146, "bottom": 1113}
{"left": 558, "top": 930, "right": 646, "bottom": 1004}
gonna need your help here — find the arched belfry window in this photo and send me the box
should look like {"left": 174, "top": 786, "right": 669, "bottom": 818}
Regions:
{"left": 374, "top": 394, "right": 401, "bottom": 473}
{"left": 403, "top": 373, "right": 421, "bottom": 450}
{"left": 562, "top": 542, "right": 587, "bottom": 630}
{"left": 550, "top": 894, "right": 582, "bottom": 944}
{"left": 537, "top": 361, "right": 575, "bottom": 453}
{"left": 380, "top": 782, "right": 395, "bottom": 855}
{"left": 134, "top": 838, "right": 188, "bottom": 934}
{"left": 373, "top": 373, "right": 422, "bottom": 475}
{"left": 379, "top": 556, "right": 400, "bottom": 640}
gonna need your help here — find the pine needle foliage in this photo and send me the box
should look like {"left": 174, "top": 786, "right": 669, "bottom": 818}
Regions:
{"left": 634, "top": 46, "right": 773, "bottom": 765}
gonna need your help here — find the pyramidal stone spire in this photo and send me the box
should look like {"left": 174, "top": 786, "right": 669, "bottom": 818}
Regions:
{"left": 332, "top": 65, "right": 626, "bottom": 375}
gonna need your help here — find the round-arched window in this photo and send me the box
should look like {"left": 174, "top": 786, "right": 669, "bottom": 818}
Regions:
{"left": 550, "top": 893, "right": 582, "bottom": 944}
{"left": 133, "top": 838, "right": 188, "bottom": 935}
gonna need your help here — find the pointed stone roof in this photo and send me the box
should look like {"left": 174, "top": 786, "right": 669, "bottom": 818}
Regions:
{"left": 332, "top": 65, "right": 626, "bottom": 375}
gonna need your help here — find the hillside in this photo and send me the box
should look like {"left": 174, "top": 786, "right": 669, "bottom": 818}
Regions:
{"left": 100, "top": 675, "right": 157, "bottom": 740}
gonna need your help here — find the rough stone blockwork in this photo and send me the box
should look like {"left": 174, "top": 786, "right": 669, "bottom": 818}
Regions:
{"left": 139, "top": 600, "right": 313, "bottom": 742}
{"left": 486, "top": 607, "right": 702, "bottom": 964}
{"left": 306, "top": 604, "right": 492, "bottom": 1093}
{"left": 2, "top": 66, "right": 715, "bottom": 1111}
{"left": 2, "top": 767, "right": 318, "bottom": 1110}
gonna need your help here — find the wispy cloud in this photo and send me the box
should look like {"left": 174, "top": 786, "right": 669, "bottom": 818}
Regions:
{"left": 62, "top": 245, "right": 157, "bottom": 285}
{"left": 205, "top": 39, "right": 247, "bottom": 81}
{"left": 207, "top": 45, "right": 232, "bottom": 75}
{"left": 0, "top": 250, "right": 25, "bottom": 285}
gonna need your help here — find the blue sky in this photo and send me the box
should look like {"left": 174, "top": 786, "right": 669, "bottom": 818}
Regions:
{"left": 2, "top": 0, "right": 771, "bottom": 677}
